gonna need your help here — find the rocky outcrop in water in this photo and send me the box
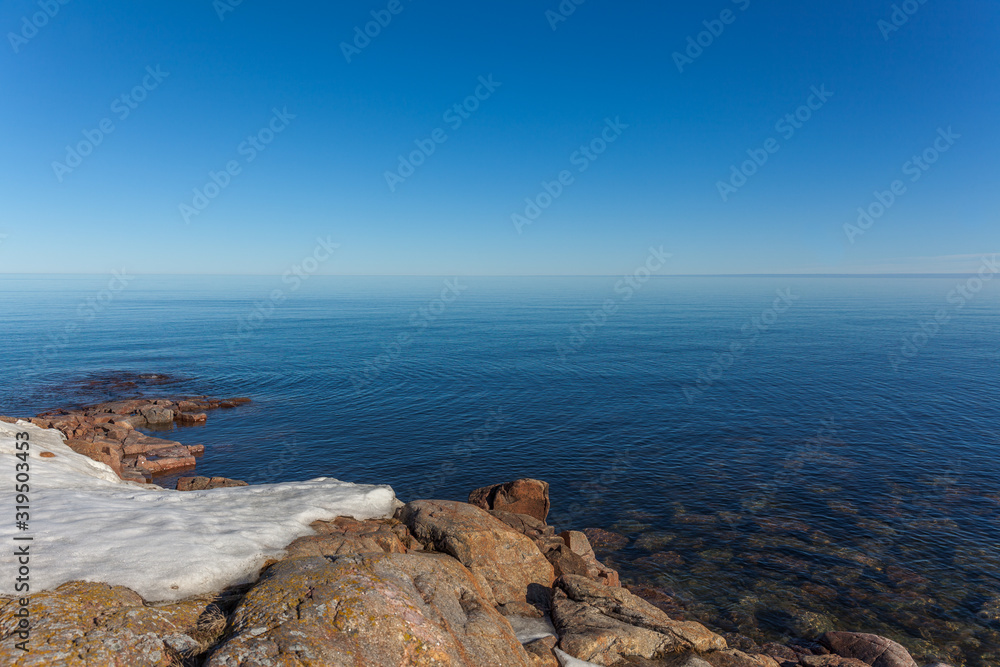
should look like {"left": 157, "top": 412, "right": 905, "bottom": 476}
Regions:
{"left": 1, "top": 395, "right": 250, "bottom": 484}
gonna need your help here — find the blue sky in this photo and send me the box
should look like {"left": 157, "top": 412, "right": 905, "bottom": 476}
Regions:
{"left": 1, "top": 0, "right": 997, "bottom": 275}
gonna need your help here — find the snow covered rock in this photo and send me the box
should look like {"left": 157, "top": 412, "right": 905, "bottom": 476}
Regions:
{"left": 0, "top": 422, "right": 398, "bottom": 602}
{"left": 399, "top": 499, "right": 555, "bottom": 615}
{"left": 206, "top": 553, "right": 534, "bottom": 666}
{"left": 551, "top": 574, "right": 726, "bottom": 665}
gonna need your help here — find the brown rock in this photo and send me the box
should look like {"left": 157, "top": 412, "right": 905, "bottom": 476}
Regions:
{"left": 551, "top": 574, "right": 727, "bottom": 665}
{"left": 399, "top": 500, "right": 555, "bottom": 615}
{"left": 0, "top": 581, "right": 224, "bottom": 666}
{"left": 177, "top": 476, "right": 211, "bottom": 491}
{"left": 176, "top": 412, "right": 208, "bottom": 425}
{"left": 39, "top": 452, "right": 56, "bottom": 458}
{"left": 206, "top": 554, "right": 533, "bottom": 667}
{"left": 525, "top": 636, "right": 560, "bottom": 666}
{"left": 558, "top": 530, "right": 620, "bottom": 587}
{"left": 139, "top": 405, "right": 174, "bottom": 425}
{"left": 469, "top": 478, "right": 551, "bottom": 523}
{"left": 701, "top": 649, "right": 782, "bottom": 666}
{"left": 818, "top": 633, "right": 917, "bottom": 667}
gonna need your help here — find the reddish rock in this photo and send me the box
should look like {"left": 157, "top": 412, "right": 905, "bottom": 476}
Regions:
{"left": 818, "top": 633, "right": 917, "bottom": 667}
{"left": 399, "top": 499, "right": 554, "bottom": 615}
{"left": 176, "top": 412, "right": 208, "bottom": 425}
{"left": 469, "top": 478, "right": 551, "bottom": 522}
{"left": 177, "top": 476, "right": 248, "bottom": 491}
{"left": 187, "top": 444, "right": 205, "bottom": 456}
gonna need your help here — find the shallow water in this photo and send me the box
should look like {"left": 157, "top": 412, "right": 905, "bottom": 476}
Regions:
{"left": 1, "top": 274, "right": 997, "bottom": 664}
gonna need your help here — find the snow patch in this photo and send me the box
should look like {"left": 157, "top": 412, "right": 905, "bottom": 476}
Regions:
{"left": 505, "top": 614, "right": 557, "bottom": 643}
{"left": 0, "top": 422, "right": 398, "bottom": 601}
{"left": 554, "top": 647, "right": 603, "bottom": 666}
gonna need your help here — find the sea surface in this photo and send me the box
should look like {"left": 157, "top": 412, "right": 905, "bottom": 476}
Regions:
{"left": 1, "top": 274, "right": 998, "bottom": 665}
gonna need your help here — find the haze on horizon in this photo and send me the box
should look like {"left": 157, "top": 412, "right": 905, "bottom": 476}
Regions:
{"left": 1, "top": 1, "right": 997, "bottom": 277}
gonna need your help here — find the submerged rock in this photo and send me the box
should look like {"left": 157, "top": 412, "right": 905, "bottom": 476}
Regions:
{"left": 818, "top": 632, "right": 917, "bottom": 667}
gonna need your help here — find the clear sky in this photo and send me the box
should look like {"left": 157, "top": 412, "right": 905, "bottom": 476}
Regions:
{"left": 1, "top": 0, "right": 997, "bottom": 275}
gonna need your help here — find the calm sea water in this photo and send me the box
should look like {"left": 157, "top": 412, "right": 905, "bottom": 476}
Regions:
{"left": 1, "top": 275, "right": 998, "bottom": 665}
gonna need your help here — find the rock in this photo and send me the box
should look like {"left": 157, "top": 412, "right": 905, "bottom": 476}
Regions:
{"left": 551, "top": 574, "right": 726, "bottom": 665}
{"left": 206, "top": 554, "right": 533, "bottom": 666}
{"left": 469, "top": 478, "right": 551, "bottom": 522}
{"left": 285, "top": 517, "right": 410, "bottom": 557}
{"left": 548, "top": 544, "right": 592, "bottom": 578}
{"left": 139, "top": 405, "right": 174, "bottom": 425}
{"left": 801, "top": 657, "right": 872, "bottom": 667}
{"left": 491, "top": 510, "right": 557, "bottom": 540}
{"left": 187, "top": 444, "right": 205, "bottom": 456}
{"left": 525, "top": 635, "right": 560, "bottom": 666}
{"left": 978, "top": 595, "right": 1000, "bottom": 622}
{"left": 582, "top": 527, "right": 629, "bottom": 551}
{"left": 176, "top": 476, "right": 248, "bottom": 491}
{"left": 558, "top": 530, "right": 620, "bottom": 587}
{"left": 0, "top": 581, "right": 224, "bottom": 666}
{"left": 817, "top": 632, "right": 917, "bottom": 667}
{"left": 177, "top": 476, "right": 211, "bottom": 491}
{"left": 399, "top": 500, "right": 554, "bottom": 615}
{"left": 176, "top": 412, "right": 207, "bottom": 425}
{"left": 65, "top": 439, "right": 124, "bottom": 476}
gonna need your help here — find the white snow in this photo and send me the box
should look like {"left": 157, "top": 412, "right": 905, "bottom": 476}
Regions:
{"left": 505, "top": 614, "right": 557, "bottom": 643}
{"left": 0, "top": 421, "right": 398, "bottom": 601}
{"left": 554, "top": 648, "right": 602, "bottom": 666}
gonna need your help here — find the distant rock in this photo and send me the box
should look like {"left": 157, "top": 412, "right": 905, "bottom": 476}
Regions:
{"left": 470, "top": 478, "right": 551, "bottom": 522}
{"left": 582, "top": 527, "right": 630, "bottom": 551}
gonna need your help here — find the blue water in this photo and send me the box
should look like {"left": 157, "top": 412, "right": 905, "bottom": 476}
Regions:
{"left": 1, "top": 275, "right": 998, "bottom": 665}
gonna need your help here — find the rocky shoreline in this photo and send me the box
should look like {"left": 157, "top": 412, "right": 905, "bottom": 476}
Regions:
{"left": 0, "top": 395, "right": 953, "bottom": 666}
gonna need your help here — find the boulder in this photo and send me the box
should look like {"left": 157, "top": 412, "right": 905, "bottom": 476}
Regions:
{"left": 469, "top": 478, "right": 551, "bottom": 522}
{"left": 817, "top": 633, "right": 917, "bottom": 667}
{"left": 551, "top": 574, "right": 726, "bottom": 665}
{"left": 558, "top": 530, "right": 620, "bottom": 587}
{"left": 525, "top": 635, "right": 560, "bottom": 666}
{"left": 176, "top": 412, "right": 207, "bottom": 425}
{"left": 139, "top": 405, "right": 174, "bottom": 425}
{"left": 399, "top": 500, "right": 555, "bottom": 615}
{"left": 206, "top": 554, "right": 533, "bottom": 666}
{"left": 0, "top": 581, "right": 224, "bottom": 666}
{"left": 701, "top": 649, "right": 782, "bottom": 666}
